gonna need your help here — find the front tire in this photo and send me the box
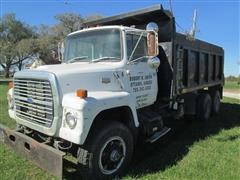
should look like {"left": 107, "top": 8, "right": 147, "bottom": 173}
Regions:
{"left": 78, "top": 121, "right": 134, "bottom": 180}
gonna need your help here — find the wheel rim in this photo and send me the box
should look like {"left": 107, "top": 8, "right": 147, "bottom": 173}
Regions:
{"left": 98, "top": 136, "right": 126, "bottom": 175}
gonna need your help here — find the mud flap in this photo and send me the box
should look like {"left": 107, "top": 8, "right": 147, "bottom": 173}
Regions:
{"left": 1, "top": 128, "right": 66, "bottom": 179}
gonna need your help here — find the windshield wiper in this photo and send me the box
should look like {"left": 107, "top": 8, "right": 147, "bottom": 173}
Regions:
{"left": 91, "top": 57, "right": 120, "bottom": 63}
{"left": 68, "top": 56, "right": 89, "bottom": 63}
{"left": 128, "top": 56, "right": 149, "bottom": 64}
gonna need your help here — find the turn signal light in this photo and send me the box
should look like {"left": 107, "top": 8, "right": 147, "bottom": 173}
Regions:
{"left": 76, "top": 89, "right": 88, "bottom": 99}
{"left": 8, "top": 82, "right": 13, "bottom": 89}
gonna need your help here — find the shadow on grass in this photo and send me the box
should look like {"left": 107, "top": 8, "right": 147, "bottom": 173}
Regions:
{"left": 62, "top": 101, "right": 240, "bottom": 179}
{"left": 127, "top": 101, "right": 240, "bottom": 178}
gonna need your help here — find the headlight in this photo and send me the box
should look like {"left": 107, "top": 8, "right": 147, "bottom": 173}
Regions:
{"left": 7, "top": 88, "right": 14, "bottom": 109}
{"left": 65, "top": 112, "right": 77, "bottom": 129}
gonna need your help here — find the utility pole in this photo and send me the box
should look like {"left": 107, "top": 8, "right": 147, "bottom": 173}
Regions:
{"left": 187, "top": 9, "right": 197, "bottom": 41}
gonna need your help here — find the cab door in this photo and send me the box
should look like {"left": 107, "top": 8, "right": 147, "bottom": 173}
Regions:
{"left": 125, "top": 32, "right": 158, "bottom": 109}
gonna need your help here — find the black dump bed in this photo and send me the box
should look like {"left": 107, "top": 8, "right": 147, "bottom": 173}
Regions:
{"left": 174, "top": 33, "right": 224, "bottom": 95}
{"left": 84, "top": 4, "right": 224, "bottom": 97}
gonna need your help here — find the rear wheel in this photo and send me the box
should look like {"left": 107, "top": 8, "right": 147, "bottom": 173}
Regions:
{"left": 78, "top": 121, "right": 134, "bottom": 180}
{"left": 211, "top": 90, "right": 221, "bottom": 115}
{"left": 196, "top": 93, "right": 212, "bottom": 121}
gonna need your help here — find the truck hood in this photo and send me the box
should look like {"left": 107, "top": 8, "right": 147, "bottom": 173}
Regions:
{"left": 36, "top": 62, "right": 120, "bottom": 75}
{"left": 33, "top": 62, "right": 126, "bottom": 94}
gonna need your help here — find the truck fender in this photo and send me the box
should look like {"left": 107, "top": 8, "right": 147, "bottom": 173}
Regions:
{"left": 86, "top": 106, "right": 139, "bottom": 144}
{"left": 61, "top": 91, "right": 139, "bottom": 145}
{"left": 82, "top": 94, "right": 139, "bottom": 144}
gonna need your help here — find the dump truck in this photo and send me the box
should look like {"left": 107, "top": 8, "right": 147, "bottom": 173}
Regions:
{"left": 4, "top": 5, "right": 224, "bottom": 179}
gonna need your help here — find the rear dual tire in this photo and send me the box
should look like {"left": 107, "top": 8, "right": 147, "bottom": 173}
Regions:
{"left": 196, "top": 93, "right": 212, "bottom": 121}
{"left": 196, "top": 90, "right": 221, "bottom": 121}
{"left": 211, "top": 91, "right": 221, "bottom": 115}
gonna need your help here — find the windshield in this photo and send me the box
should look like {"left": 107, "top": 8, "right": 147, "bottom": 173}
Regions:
{"left": 64, "top": 29, "right": 122, "bottom": 63}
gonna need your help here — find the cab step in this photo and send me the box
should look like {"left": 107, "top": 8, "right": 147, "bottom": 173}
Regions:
{"left": 146, "top": 127, "right": 171, "bottom": 143}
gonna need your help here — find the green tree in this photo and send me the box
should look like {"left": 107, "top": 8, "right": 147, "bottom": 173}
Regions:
{"left": 36, "top": 13, "right": 83, "bottom": 64}
{"left": 15, "top": 38, "right": 38, "bottom": 70}
{"left": 0, "top": 40, "right": 16, "bottom": 77}
{"left": 84, "top": 14, "right": 103, "bottom": 22}
{"left": 35, "top": 13, "right": 103, "bottom": 65}
{"left": 36, "top": 34, "right": 60, "bottom": 64}
{"left": 54, "top": 13, "right": 83, "bottom": 37}
{"left": 0, "top": 13, "right": 35, "bottom": 77}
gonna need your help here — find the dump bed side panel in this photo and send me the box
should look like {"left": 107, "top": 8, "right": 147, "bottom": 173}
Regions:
{"left": 173, "top": 33, "right": 224, "bottom": 95}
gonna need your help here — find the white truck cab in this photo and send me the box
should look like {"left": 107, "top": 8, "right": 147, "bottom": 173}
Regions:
{"left": 9, "top": 25, "right": 159, "bottom": 141}
{"left": 8, "top": 25, "right": 162, "bottom": 179}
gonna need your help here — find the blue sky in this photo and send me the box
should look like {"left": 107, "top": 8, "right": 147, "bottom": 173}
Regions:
{"left": 1, "top": 0, "right": 239, "bottom": 76}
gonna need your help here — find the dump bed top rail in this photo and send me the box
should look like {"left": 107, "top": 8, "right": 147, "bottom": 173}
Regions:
{"left": 175, "top": 33, "right": 223, "bottom": 53}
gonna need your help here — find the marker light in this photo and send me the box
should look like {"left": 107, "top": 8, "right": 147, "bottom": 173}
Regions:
{"left": 76, "top": 89, "right": 88, "bottom": 99}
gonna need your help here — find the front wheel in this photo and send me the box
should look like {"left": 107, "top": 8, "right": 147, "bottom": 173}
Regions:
{"left": 78, "top": 121, "right": 134, "bottom": 180}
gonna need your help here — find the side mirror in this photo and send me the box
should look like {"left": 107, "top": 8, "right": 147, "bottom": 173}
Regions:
{"left": 146, "top": 22, "right": 159, "bottom": 32}
{"left": 147, "top": 31, "right": 159, "bottom": 57}
{"left": 148, "top": 57, "right": 160, "bottom": 69}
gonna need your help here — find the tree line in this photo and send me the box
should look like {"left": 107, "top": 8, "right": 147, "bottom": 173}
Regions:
{"left": 0, "top": 13, "right": 102, "bottom": 77}
{"left": 225, "top": 75, "right": 240, "bottom": 82}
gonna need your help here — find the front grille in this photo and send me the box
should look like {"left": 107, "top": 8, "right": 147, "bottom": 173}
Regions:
{"left": 14, "top": 78, "right": 54, "bottom": 127}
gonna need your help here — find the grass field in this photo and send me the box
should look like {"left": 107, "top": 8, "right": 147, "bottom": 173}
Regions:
{"left": 0, "top": 83, "right": 240, "bottom": 180}
{"left": 0, "top": 83, "right": 16, "bottom": 129}
{"left": 224, "top": 80, "right": 240, "bottom": 89}
{"left": 224, "top": 81, "right": 240, "bottom": 93}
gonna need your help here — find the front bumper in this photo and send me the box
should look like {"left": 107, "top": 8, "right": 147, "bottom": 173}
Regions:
{"left": 0, "top": 127, "right": 65, "bottom": 179}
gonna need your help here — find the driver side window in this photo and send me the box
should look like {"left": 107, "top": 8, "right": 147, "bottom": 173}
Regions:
{"left": 126, "top": 33, "right": 148, "bottom": 61}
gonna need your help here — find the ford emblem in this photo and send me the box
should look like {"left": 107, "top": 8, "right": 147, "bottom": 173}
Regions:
{"left": 27, "top": 97, "right": 33, "bottom": 104}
